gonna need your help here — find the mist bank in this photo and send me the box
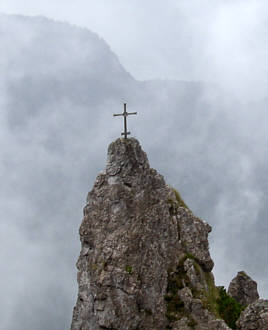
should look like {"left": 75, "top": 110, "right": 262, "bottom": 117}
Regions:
{"left": 0, "top": 14, "right": 267, "bottom": 330}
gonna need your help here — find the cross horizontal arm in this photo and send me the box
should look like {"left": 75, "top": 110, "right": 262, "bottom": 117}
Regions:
{"left": 113, "top": 113, "right": 123, "bottom": 117}
{"left": 127, "top": 112, "right": 137, "bottom": 115}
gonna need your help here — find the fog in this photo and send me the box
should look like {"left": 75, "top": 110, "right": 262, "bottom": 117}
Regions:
{"left": 0, "top": 2, "right": 268, "bottom": 329}
{"left": 1, "top": 1, "right": 268, "bottom": 99}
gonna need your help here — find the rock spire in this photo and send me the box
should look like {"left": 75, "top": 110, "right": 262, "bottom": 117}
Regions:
{"left": 70, "top": 138, "right": 266, "bottom": 330}
{"left": 228, "top": 271, "right": 259, "bottom": 306}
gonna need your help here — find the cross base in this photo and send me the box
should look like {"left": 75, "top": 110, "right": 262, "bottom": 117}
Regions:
{"left": 121, "top": 131, "right": 130, "bottom": 139}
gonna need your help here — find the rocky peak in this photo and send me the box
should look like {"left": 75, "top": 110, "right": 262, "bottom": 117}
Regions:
{"left": 228, "top": 271, "right": 259, "bottom": 306}
{"left": 106, "top": 138, "right": 150, "bottom": 177}
{"left": 71, "top": 138, "right": 263, "bottom": 330}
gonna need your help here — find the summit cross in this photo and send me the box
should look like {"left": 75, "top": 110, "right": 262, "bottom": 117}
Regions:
{"left": 113, "top": 103, "right": 137, "bottom": 139}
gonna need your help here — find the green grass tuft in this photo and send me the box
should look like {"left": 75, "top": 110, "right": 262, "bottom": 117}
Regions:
{"left": 173, "top": 188, "right": 189, "bottom": 210}
{"left": 202, "top": 272, "right": 220, "bottom": 317}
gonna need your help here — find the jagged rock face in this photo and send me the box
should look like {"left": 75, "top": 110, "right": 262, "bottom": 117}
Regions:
{"left": 71, "top": 138, "right": 217, "bottom": 330}
{"left": 179, "top": 209, "right": 214, "bottom": 272}
{"left": 236, "top": 299, "right": 268, "bottom": 330}
{"left": 228, "top": 271, "right": 259, "bottom": 306}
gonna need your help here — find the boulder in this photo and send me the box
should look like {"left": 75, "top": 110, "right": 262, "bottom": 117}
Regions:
{"left": 228, "top": 271, "right": 259, "bottom": 306}
{"left": 237, "top": 299, "right": 268, "bottom": 330}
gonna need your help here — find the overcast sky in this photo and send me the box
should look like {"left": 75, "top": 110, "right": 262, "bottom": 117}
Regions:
{"left": 1, "top": 0, "right": 268, "bottom": 100}
{"left": 1, "top": 2, "right": 268, "bottom": 329}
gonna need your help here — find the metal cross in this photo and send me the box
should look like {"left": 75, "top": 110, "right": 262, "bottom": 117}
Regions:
{"left": 113, "top": 103, "right": 137, "bottom": 139}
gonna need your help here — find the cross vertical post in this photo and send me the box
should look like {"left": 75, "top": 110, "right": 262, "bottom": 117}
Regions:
{"left": 123, "top": 103, "right": 127, "bottom": 139}
{"left": 113, "top": 103, "right": 137, "bottom": 139}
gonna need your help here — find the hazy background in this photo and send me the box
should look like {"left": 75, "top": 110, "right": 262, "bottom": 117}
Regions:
{"left": 2, "top": 0, "right": 268, "bottom": 100}
{"left": 1, "top": 1, "right": 268, "bottom": 329}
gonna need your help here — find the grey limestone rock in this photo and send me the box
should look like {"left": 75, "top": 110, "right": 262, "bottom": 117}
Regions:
{"left": 172, "top": 317, "right": 192, "bottom": 330}
{"left": 207, "top": 319, "right": 231, "bottom": 330}
{"left": 178, "top": 208, "right": 214, "bottom": 272}
{"left": 236, "top": 299, "right": 268, "bottom": 330}
{"left": 189, "top": 298, "right": 231, "bottom": 330}
{"left": 70, "top": 138, "right": 224, "bottom": 330}
{"left": 228, "top": 271, "right": 259, "bottom": 306}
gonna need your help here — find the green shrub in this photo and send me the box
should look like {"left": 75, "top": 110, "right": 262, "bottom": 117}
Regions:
{"left": 216, "top": 287, "right": 244, "bottom": 329}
